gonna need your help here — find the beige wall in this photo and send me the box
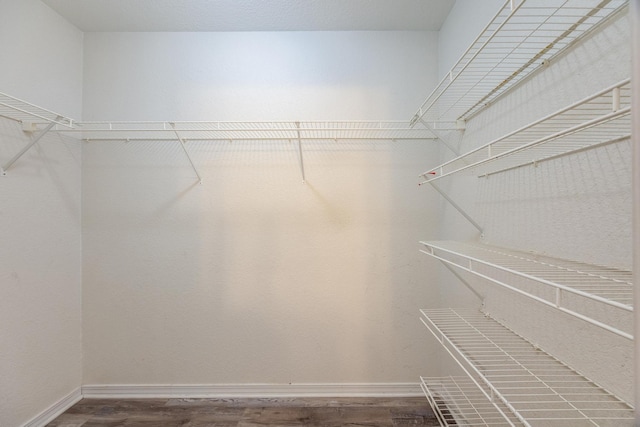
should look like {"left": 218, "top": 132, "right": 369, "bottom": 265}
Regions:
{"left": 81, "top": 31, "right": 444, "bottom": 386}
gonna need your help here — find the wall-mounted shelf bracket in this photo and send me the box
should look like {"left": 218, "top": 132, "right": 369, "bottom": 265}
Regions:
{"left": 439, "top": 261, "right": 484, "bottom": 302}
{"left": 427, "top": 181, "right": 483, "bottom": 236}
{"left": 170, "top": 123, "right": 202, "bottom": 184}
{"left": 415, "top": 117, "right": 462, "bottom": 157}
{"left": 295, "top": 121, "right": 306, "bottom": 183}
{"left": 1, "top": 119, "right": 59, "bottom": 176}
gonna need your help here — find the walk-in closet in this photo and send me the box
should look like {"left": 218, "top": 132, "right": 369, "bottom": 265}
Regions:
{"left": 1, "top": 0, "right": 638, "bottom": 426}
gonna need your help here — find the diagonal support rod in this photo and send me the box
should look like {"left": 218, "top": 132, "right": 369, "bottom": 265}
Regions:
{"left": 295, "top": 121, "right": 306, "bottom": 183}
{"left": 440, "top": 260, "right": 484, "bottom": 301}
{"left": 418, "top": 117, "right": 461, "bottom": 157}
{"left": 170, "top": 123, "right": 202, "bottom": 184}
{"left": 1, "top": 119, "right": 59, "bottom": 176}
{"left": 429, "top": 181, "right": 483, "bottom": 235}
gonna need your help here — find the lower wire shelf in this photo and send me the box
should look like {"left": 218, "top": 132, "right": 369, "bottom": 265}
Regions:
{"left": 419, "top": 241, "right": 633, "bottom": 340}
{"left": 421, "top": 376, "right": 526, "bottom": 426}
{"left": 420, "top": 309, "right": 634, "bottom": 427}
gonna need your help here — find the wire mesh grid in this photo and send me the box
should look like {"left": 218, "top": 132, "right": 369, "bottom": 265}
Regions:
{"left": 421, "top": 376, "right": 526, "bottom": 426}
{"left": 420, "top": 309, "right": 634, "bottom": 426}
{"left": 0, "top": 91, "right": 74, "bottom": 128}
{"left": 56, "top": 120, "right": 438, "bottom": 142}
{"left": 421, "top": 241, "right": 632, "bottom": 307}
{"left": 411, "top": 0, "right": 629, "bottom": 126}
{"left": 419, "top": 79, "right": 631, "bottom": 183}
{"left": 419, "top": 241, "right": 632, "bottom": 339}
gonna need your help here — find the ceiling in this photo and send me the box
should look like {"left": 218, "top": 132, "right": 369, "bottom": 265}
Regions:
{"left": 41, "top": 0, "right": 456, "bottom": 32}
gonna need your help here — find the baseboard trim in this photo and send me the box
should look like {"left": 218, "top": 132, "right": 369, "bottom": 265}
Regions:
{"left": 22, "top": 387, "right": 82, "bottom": 427}
{"left": 81, "top": 383, "right": 423, "bottom": 399}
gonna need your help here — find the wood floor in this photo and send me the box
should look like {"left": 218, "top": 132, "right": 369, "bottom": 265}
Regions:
{"left": 46, "top": 397, "right": 440, "bottom": 426}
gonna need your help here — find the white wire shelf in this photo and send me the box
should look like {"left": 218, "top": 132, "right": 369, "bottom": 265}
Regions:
{"left": 419, "top": 79, "right": 631, "bottom": 184}
{"left": 54, "top": 120, "right": 438, "bottom": 142}
{"left": 419, "top": 241, "right": 633, "bottom": 340}
{"left": 421, "top": 308, "right": 634, "bottom": 426}
{"left": 410, "top": 0, "right": 628, "bottom": 126}
{"left": 421, "top": 376, "right": 527, "bottom": 426}
{"left": 0, "top": 91, "right": 75, "bottom": 128}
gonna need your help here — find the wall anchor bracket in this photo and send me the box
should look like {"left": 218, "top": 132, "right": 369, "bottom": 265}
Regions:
{"left": 429, "top": 181, "right": 484, "bottom": 236}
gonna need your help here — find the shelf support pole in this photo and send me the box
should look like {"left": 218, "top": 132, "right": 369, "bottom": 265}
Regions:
{"left": 440, "top": 261, "right": 484, "bottom": 301}
{"left": 1, "top": 119, "right": 59, "bottom": 176}
{"left": 170, "top": 123, "right": 202, "bottom": 184}
{"left": 417, "top": 117, "right": 461, "bottom": 156}
{"left": 429, "top": 181, "right": 484, "bottom": 235}
{"left": 295, "top": 121, "right": 306, "bottom": 183}
{"left": 631, "top": 0, "right": 640, "bottom": 421}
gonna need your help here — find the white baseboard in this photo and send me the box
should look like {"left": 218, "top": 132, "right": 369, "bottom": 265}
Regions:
{"left": 81, "top": 383, "right": 423, "bottom": 399}
{"left": 22, "top": 387, "right": 82, "bottom": 427}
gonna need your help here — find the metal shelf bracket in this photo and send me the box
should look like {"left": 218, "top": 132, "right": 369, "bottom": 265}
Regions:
{"left": 170, "top": 122, "right": 202, "bottom": 184}
{"left": 428, "top": 181, "right": 484, "bottom": 236}
{"left": 295, "top": 121, "right": 306, "bottom": 183}
{"left": 1, "top": 119, "right": 59, "bottom": 176}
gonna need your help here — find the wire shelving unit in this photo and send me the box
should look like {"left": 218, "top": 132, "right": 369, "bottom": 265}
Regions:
{"left": 0, "top": 91, "right": 75, "bottom": 128}
{"left": 55, "top": 120, "right": 438, "bottom": 142}
{"left": 419, "top": 241, "right": 633, "bottom": 340}
{"left": 418, "top": 79, "right": 631, "bottom": 184}
{"left": 410, "top": 0, "right": 629, "bottom": 127}
{"left": 420, "top": 309, "right": 635, "bottom": 427}
{"left": 0, "top": 91, "right": 437, "bottom": 180}
{"left": 0, "top": 92, "right": 438, "bottom": 143}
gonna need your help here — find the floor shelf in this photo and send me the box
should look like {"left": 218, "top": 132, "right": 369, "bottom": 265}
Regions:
{"left": 419, "top": 241, "right": 633, "bottom": 340}
{"left": 420, "top": 309, "right": 634, "bottom": 426}
{"left": 421, "top": 376, "right": 526, "bottom": 426}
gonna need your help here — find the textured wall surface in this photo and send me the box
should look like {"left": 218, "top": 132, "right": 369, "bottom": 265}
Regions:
{"left": 0, "top": 1, "right": 84, "bottom": 426}
{"left": 0, "top": 0, "right": 83, "bottom": 118}
{"left": 0, "top": 124, "right": 82, "bottom": 426}
{"left": 81, "top": 31, "right": 443, "bottom": 385}
{"left": 437, "top": 0, "right": 503, "bottom": 79}
{"left": 432, "top": 9, "right": 633, "bottom": 402}
{"left": 82, "top": 31, "right": 437, "bottom": 121}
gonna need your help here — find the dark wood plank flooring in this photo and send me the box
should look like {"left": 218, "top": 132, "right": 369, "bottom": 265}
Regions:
{"left": 47, "top": 397, "right": 440, "bottom": 426}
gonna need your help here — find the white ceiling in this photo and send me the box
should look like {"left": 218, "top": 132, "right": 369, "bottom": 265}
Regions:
{"left": 41, "top": 0, "right": 456, "bottom": 32}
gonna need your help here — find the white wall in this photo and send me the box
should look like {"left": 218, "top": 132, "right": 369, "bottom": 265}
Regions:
{"left": 433, "top": 5, "right": 633, "bottom": 403}
{"left": 0, "top": 0, "right": 83, "bottom": 118}
{"left": 437, "top": 0, "right": 504, "bottom": 79}
{"left": 0, "top": 2, "right": 83, "bottom": 425}
{"left": 83, "top": 31, "right": 435, "bottom": 121}
{"left": 81, "top": 31, "right": 443, "bottom": 386}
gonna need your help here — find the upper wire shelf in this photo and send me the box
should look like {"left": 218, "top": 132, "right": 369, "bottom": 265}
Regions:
{"left": 410, "top": 0, "right": 628, "bottom": 127}
{"left": 420, "top": 240, "right": 633, "bottom": 340}
{"left": 0, "top": 91, "right": 75, "bottom": 128}
{"left": 419, "top": 79, "right": 631, "bottom": 184}
{"left": 54, "top": 120, "right": 438, "bottom": 142}
{"left": 421, "top": 308, "right": 635, "bottom": 426}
